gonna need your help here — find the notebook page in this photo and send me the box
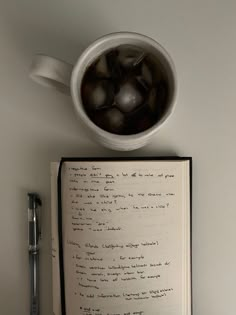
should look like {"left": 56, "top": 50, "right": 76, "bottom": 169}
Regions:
{"left": 61, "top": 160, "right": 190, "bottom": 315}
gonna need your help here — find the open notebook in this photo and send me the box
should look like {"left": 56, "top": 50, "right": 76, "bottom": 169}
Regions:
{"left": 51, "top": 158, "right": 192, "bottom": 315}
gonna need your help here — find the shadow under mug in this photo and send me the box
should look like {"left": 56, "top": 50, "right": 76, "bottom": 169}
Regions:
{"left": 30, "top": 32, "right": 177, "bottom": 151}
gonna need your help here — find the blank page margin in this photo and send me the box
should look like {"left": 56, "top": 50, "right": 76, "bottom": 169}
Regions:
{"left": 51, "top": 162, "right": 61, "bottom": 315}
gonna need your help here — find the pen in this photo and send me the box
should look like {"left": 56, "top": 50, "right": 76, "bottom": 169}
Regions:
{"left": 28, "top": 193, "right": 41, "bottom": 315}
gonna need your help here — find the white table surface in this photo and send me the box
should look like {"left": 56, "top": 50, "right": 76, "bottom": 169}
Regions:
{"left": 0, "top": 1, "right": 235, "bottom": 314}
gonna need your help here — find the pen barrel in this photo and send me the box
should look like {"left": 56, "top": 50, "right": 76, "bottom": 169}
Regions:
{"left": 29, "top": 251, "right": 39, "bottom": 315}
{"left": 28, "top": 193, "right": 41, "bottom": 315}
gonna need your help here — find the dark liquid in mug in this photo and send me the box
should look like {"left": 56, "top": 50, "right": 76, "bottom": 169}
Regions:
{"left": 81, "top": 45, "right": 169, "bottom": 135}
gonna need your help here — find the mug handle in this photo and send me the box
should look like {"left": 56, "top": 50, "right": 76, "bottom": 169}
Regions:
{"left": 29, "top": 54, "right": 73, "bottom": 95}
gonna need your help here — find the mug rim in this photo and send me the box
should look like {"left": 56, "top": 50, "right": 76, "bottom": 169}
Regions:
{"left": 71, "top": 31, "right": 177, "bottom": 142}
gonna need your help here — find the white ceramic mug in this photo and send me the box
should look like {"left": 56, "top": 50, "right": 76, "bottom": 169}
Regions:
{"left": 30, "top": 32, "right": 177, "bottom": 151}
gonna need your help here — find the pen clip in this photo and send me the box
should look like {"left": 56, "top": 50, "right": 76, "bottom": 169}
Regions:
{"left": 28, "top": 193, "right": 42, "bottom": 241}
{"left": 36, "top": 197, "right": 42, "bottom": 240}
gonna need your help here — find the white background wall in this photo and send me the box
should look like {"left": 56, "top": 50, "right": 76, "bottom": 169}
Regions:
{"left": 0, "top": 1, "right": 236, "bottom": 314}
